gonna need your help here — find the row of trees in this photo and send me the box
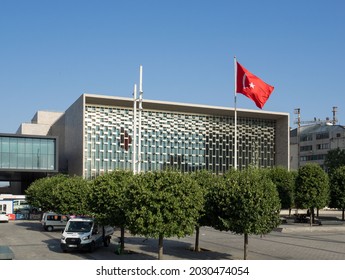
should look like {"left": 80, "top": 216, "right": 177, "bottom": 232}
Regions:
{"left": 26, "top": 162, "right": 345, "bottom": 259}
{"left": 26, "top": 167, "right": 283, "bottom": 260}
{"left": 324, "top": 148, "right": 345, "bottom": 220}
{"left": 270, "top": 156, "right": 345, "bottom": 224}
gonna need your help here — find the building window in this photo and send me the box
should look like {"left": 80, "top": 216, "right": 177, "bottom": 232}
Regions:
{"left": 300, "top": 145, "right": 312, "bottom": 152}
{"left": 300, "top": 134, "right": 313, "bottom": 142}
{"left": 300, "top": 154, "right": 326, "bottom": 161}
{"left": 0, "top": 136, "right": 56, "bottom": 170}
{"left": 317, "top": 143, "right": 329, "bottom": 150}
{"left": 316, "top": 132, "right": 329, "bottom": 140}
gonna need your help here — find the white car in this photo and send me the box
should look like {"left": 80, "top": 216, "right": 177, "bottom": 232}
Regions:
{"left": 0, "top": 211, "right": 9, "bottom": 222}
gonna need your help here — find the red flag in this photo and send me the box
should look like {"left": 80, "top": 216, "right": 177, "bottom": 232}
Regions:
{"left": 236, "top": 62, "right": 274, "bottom": 109}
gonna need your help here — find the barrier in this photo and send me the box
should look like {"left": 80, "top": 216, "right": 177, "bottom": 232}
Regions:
{"left": 7, "top": 214, "right": 15, "bottom": 220}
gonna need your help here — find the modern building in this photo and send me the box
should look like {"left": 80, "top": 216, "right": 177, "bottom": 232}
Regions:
{"left": 290, "top": 123, "right": 345, "bottom": 170}
{"left": 1, "top": 93, "right": 289, "bottom": 194}
{"left": 0, "top": 133, "right": 58, "bottom": 194}
{"left": 17, "top": 94, "right": 289, "bottom": 180}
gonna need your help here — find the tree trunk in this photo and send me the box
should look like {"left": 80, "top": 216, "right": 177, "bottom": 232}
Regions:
{"left": 158, "top": 234, "right": 164, "bottom": 260}
{"left": 244, "top": 233, "right": 248, "bottom": 260}
{"left": 120, "top": 226, "right": 125, "bottom": 254}
{"left": 194, "top": 226, "right": 200, "bottom": 252}
{"left": 342, "top": 208, "right": 345, "bottom": 221}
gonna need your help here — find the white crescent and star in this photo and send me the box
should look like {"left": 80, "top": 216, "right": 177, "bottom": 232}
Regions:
{"left": 242, "top": 73, "right": 255, "bottom": 89}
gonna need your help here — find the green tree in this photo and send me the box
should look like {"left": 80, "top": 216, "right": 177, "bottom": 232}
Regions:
{"left": 295, "top": 163, "right": 330, "bottom": 225}
{"left": 214, "top": 167, "right": 281, "bottom": 260}
{"left": 267, "top": 166, "right": 295, "bottom": 215}
{"left": 206, "top": 169, "right": 233, "bottom": 231}
{"left": 127, "top": 170, "right": 204, "bottom": 260}
{"left": 324, "top": 148, "right": 345, "bottom": 174}
{"left": 88, "top": 170, "right": 133, "bottom": 253}
{"left": 52, "top": 176, "right": 90, "bottom": 215}
{"left": 329, "top": 166, "right": 345, "bottom": 220}
{"left": 25, "top": 174, "right": 69, "bottom": 212}
{"left": 190, "top": 169, "right": 219, "bottom": 252}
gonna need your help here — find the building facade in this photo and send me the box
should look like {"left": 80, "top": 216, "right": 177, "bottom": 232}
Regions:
{"left": 16, "top": 94, "right": 289, "bottom": 182}
{"left": 44, "top": 94, "right": 289, "bottom": 179}
{"left": 290, "top": 124, "right": 345, "bottom": 170}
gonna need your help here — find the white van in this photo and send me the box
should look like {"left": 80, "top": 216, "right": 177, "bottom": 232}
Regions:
{"left": 60, "top": 217, "right": 114, "bottom": 252}
{"left": 41, "top": 212, "right": 69, "bottom": 232}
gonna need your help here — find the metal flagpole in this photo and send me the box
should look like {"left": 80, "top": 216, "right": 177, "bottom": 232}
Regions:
{"left": 234, "top": 56, "right": 238, "bottom": 170}
{"left": 132, "top": 83, "right": 137, "bottom": 174}
{"left": 137, "top": 65, "right": 143, "bottom": 173}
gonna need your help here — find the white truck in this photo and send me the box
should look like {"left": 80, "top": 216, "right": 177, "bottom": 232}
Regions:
{"left": 60, "top": 217, "right": 114, "bottom": 252}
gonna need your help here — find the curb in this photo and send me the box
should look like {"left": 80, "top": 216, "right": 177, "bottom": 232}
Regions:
{"left": 275, "top": 224, "right": 345, "bottom": 233}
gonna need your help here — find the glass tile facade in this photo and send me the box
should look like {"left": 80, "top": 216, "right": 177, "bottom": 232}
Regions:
{"left": 84, "top": 105, "right": 276, "bottom": 179}
{"left": 0, "top": 136, "right": 56, "bottom": 171}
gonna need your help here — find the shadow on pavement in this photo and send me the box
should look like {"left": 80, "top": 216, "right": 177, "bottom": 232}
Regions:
{"left": 123, "top": 236, "right": 234, "bottom": 260}
{"left": 12, "top": 221, "right": 43, "bottom": 231}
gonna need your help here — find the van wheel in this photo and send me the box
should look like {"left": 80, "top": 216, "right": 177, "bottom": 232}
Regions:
{"left": 47, "top": 226, "right": 53, "bottom": 232}
{"left": 104, "top": 237, "right": 110, "bottom": 247}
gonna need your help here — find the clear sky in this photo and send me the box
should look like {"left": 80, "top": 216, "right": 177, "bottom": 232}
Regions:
{"left": 1, "top": 0, "right": 344, "bottom": 133}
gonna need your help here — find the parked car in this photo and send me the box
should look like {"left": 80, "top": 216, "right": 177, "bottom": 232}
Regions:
{"left": 41, "top": 212, "right": 69, "bottom": 231}
{"left": 0, "top": 211, "right": 9, "bottom": 223}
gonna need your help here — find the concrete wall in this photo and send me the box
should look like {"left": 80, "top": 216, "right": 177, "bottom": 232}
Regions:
{"left": 17, "top": 111, "right": 64, "bottom": 136}
{"left": 275, "top": 114, "right": 290, "bottom": 169}
{"left": 17, "top": 123, "right": 51, "bottom": 136}
{"left": 32, "top": 111, "right": 64, "bottom": 126}
{"left": 50, "top": 115, "right": 66, "bottom": 173}
{"left": 63, "top": 95, "right": 84, "bottom": 176}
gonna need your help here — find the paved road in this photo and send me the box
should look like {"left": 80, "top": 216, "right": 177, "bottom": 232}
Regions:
{"left": 1, "top": 211, "right": 345, "bottom": 260}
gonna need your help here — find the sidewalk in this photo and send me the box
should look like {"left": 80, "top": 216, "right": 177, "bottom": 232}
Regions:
{"left": 278, "top": 209, "right": 345, "bottom": 232}
{"left": 110, "top": 209, "right": 345, "bottom": 260}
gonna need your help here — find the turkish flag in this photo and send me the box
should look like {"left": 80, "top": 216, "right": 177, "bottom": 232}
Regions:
{"left": 236, "top": 62, "right": 274, "bottom": 109}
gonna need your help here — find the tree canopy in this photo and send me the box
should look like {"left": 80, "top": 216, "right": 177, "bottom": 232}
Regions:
{"left": 25, "top": 174, "right": 69, "bottom": 212}
{"left": 126, "top": 170, "right": 204, "bottom": 259}
{"left": 190, "top": 169, "right": 221, "bottom": 251}
{"left": 329, "top": 166, "right": 345, "bottom": 220}
{"left": 267, "top": 166, "right": 296, "bottom": 209}
{"left": 211, "top": 167, "right": 281, "bottom": 259}
{"left": 88, "top": 170, "right": 134, "bottom": 253}
{"left": 52, "top": 176, "right": 90, "bottom": 215}
{"left": 220, "top": 167, "right": 281, "bottom": 235}
{"left": 324, "top": 148, "right": 345, "bottom": 174}
{"left": 88, "top": 170, "right": 133, "bottom": 226}
{"left": 295, "top": 163, "right": 329, "bottom": 210}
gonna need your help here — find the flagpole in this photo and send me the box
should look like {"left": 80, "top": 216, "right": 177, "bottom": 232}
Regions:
{"left": 132, "top": 83, "right": 137, "bottom": 174}
{"left": 234, "top": 56, "right": 237, "bottom": 170}
{"left": 137, "top": 65, "right": 143, "bottom": 173}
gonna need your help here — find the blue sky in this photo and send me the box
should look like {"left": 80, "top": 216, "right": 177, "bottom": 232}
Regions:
{"left": 1, "top": 0, "right": 344, "bottom": 133}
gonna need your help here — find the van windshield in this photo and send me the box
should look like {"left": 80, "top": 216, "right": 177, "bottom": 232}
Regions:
{"left": 66, "top": 221, "right": 93, "bottom": 233}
